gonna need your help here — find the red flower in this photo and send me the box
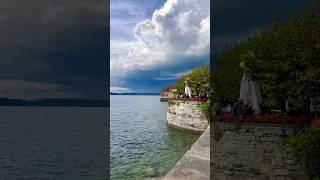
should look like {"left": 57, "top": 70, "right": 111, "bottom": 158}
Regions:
{"left": 311, "top": 117, "right": 320, "bottom": 127}
{"left": 212, "top": 113, "right": 305, "bottom": 125}
{"left": 170, "top": 97, "right": 208, "bottom": 101}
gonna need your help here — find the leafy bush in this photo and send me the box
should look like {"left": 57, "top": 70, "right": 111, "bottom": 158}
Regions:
{"left": 176, "top": 65, "right": 209, "bottom": 97}
{"left": 197, "top": 100, "right": 210, "bottom": 120}
{"left": 212, "top": 44, "right": 244, "bottom": 103}
{"left": 289, "top": 125, "right": 320, "bottom": 180}
{"left": 168, "top": 100, "right": 175, "bottom": 106}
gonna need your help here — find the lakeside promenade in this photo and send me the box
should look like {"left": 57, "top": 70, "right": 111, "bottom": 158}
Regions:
{"left": 164, "top": 127, "right": 210, "bottom": 180}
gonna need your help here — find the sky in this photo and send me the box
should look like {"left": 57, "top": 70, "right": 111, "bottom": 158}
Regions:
{"left": 110, "top": 0, "right": 315, "bottom": 93}
{"left": 211, "top": 0, "right": 316, "bottom": 53}
{"left": 0, "top": 0, "right": 108, "bottom": 99}
{"left": 110, "top": 0, "right": 210, "bottom": 93}
{"left": 0, "top": 0, "right": 315, "bottom": 98}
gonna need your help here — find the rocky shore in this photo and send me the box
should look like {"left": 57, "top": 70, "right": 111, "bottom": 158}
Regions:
{"left": 166, "top": 100, "right": 208, "bottom": 132}
{"left": 164, "top": 99, "right": 210, "bottom": 179}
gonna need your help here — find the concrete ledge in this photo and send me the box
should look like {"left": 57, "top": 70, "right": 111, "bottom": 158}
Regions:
{"left": 164, "top": 128, "right": 210, "bottom": 180}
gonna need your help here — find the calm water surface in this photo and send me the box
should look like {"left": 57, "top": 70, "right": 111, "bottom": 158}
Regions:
{"left": 0, "top": 107, "right": 107, "bottom": 179}
{"left": 110, "top": 95, "right": 200, "bottom": 179}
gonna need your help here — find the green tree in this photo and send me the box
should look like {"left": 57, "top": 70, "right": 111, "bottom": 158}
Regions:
{"left": 176, "top": 65, "right": 210, "bottom": 97}
{"left": 243, "top": 7, "right": 320, "bottom": 115}
{"left": 211, "top": 44, "right": 246, "bottom": 104}
{"left": 211, "top": 3, "right": 320, "bottom": 121}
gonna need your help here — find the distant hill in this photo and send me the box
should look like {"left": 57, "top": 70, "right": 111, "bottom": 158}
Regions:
{"left": 0, "top": 98, "right": 109, "bottom": 107}
{"left": 110, "top": 92, "right": 159, "bottom": 96}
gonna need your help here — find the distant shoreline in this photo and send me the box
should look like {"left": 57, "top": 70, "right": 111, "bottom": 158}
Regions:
{"left": 0, "top": 105, "right": 109, "bottom": 107}
{"left": 0, "top": 98, "right": 109, "bottom": 107}
{"left": 111, "top": 93, "right": 159, "bottom": 96}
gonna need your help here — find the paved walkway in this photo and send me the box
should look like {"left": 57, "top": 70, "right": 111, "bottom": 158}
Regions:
{"left": 163, "top": 128, "right": 210, "bottom": 180}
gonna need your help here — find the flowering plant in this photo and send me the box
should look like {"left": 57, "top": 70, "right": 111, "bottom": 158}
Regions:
{"left": 311, "top": 117, "right": 320, "bottom": 127}
{"left": 212, "top": 113, "right": 307, "bottom": 126}
{"left": 170, "top": 97, "right": 208, "bottom": 101}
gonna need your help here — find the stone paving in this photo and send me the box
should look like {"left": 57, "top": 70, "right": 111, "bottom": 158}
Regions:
{"left": 163, "top": 128, "right": 210, "bottom": 180}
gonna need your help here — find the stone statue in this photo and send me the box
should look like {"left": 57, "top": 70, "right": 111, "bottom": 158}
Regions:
{"left": 184, "top": 81, "right": 192, "bottom": 98}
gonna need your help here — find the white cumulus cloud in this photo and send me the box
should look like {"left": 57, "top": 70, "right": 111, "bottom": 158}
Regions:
{"left": 110, "top": 0, "right": 210, "bottom": 85}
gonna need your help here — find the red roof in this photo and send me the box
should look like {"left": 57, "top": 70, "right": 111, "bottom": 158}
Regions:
{"left": 162, "top": 84, "right": 177, "bottom": 92}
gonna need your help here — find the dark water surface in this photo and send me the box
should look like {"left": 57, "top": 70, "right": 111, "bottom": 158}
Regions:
{"left": 110, "top": 95, "right": 200, "bottom": 179}
{"left": 0, "top": 107, "right": 107, "bottom": 180}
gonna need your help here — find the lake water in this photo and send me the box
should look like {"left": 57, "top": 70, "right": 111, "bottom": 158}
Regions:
{"left": 0, "top": 107, "right": 107, "bottom": 179}
{"left": 110, "top": 95, "right": 200, "bottom": 179}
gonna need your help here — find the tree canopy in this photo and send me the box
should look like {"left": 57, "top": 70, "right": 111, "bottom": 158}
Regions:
{"left": 211, "top": 44, "right": 245, "bottom": 104}
{"left": 176, "top": 65, "right": 210, "bottom": 97}
{"left": 212, "top": 4, "right": 320, "bottom": 114}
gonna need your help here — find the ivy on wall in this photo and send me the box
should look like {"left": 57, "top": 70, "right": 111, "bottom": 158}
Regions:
{"left": 287, "top": 124, "right": 320, "bottom": 180}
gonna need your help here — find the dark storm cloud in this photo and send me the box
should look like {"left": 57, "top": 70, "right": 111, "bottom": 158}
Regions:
{"left": 0, "top": 0, "right": 108, "bottom": 99}
{"left": 211, "top": 0, "right": 316, "bottom": 52}
{"left": 120, "top": 56, "right": 209, "bottom": 93}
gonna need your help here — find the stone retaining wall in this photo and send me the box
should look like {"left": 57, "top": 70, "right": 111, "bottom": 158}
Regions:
{"left": 211, "top": 121, "right": 305, "bottom": 180}
{"left": 167, "top": 100, "right": 208, "bottom": 132}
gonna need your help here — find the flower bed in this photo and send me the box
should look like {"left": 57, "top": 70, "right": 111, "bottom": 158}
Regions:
{"left": 311, "top": 117, "right": 320, "bottom": 127}
{"left": 170, "top": 97, "right": 208, "bottom": 101}
{"left": 212, "top": 113, "right": 319, "bottom": 127}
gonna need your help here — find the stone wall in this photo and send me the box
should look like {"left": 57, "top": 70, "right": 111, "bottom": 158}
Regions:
{"left": 211, "top": 121, "right": 305, "bottom": 180}
{"left": 167, "top": 100, "right": 208, "bottom": 132}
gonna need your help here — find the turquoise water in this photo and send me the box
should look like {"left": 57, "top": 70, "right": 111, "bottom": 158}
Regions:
{"left": 110, "top": 95, "right": 200, "bottom": 179}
